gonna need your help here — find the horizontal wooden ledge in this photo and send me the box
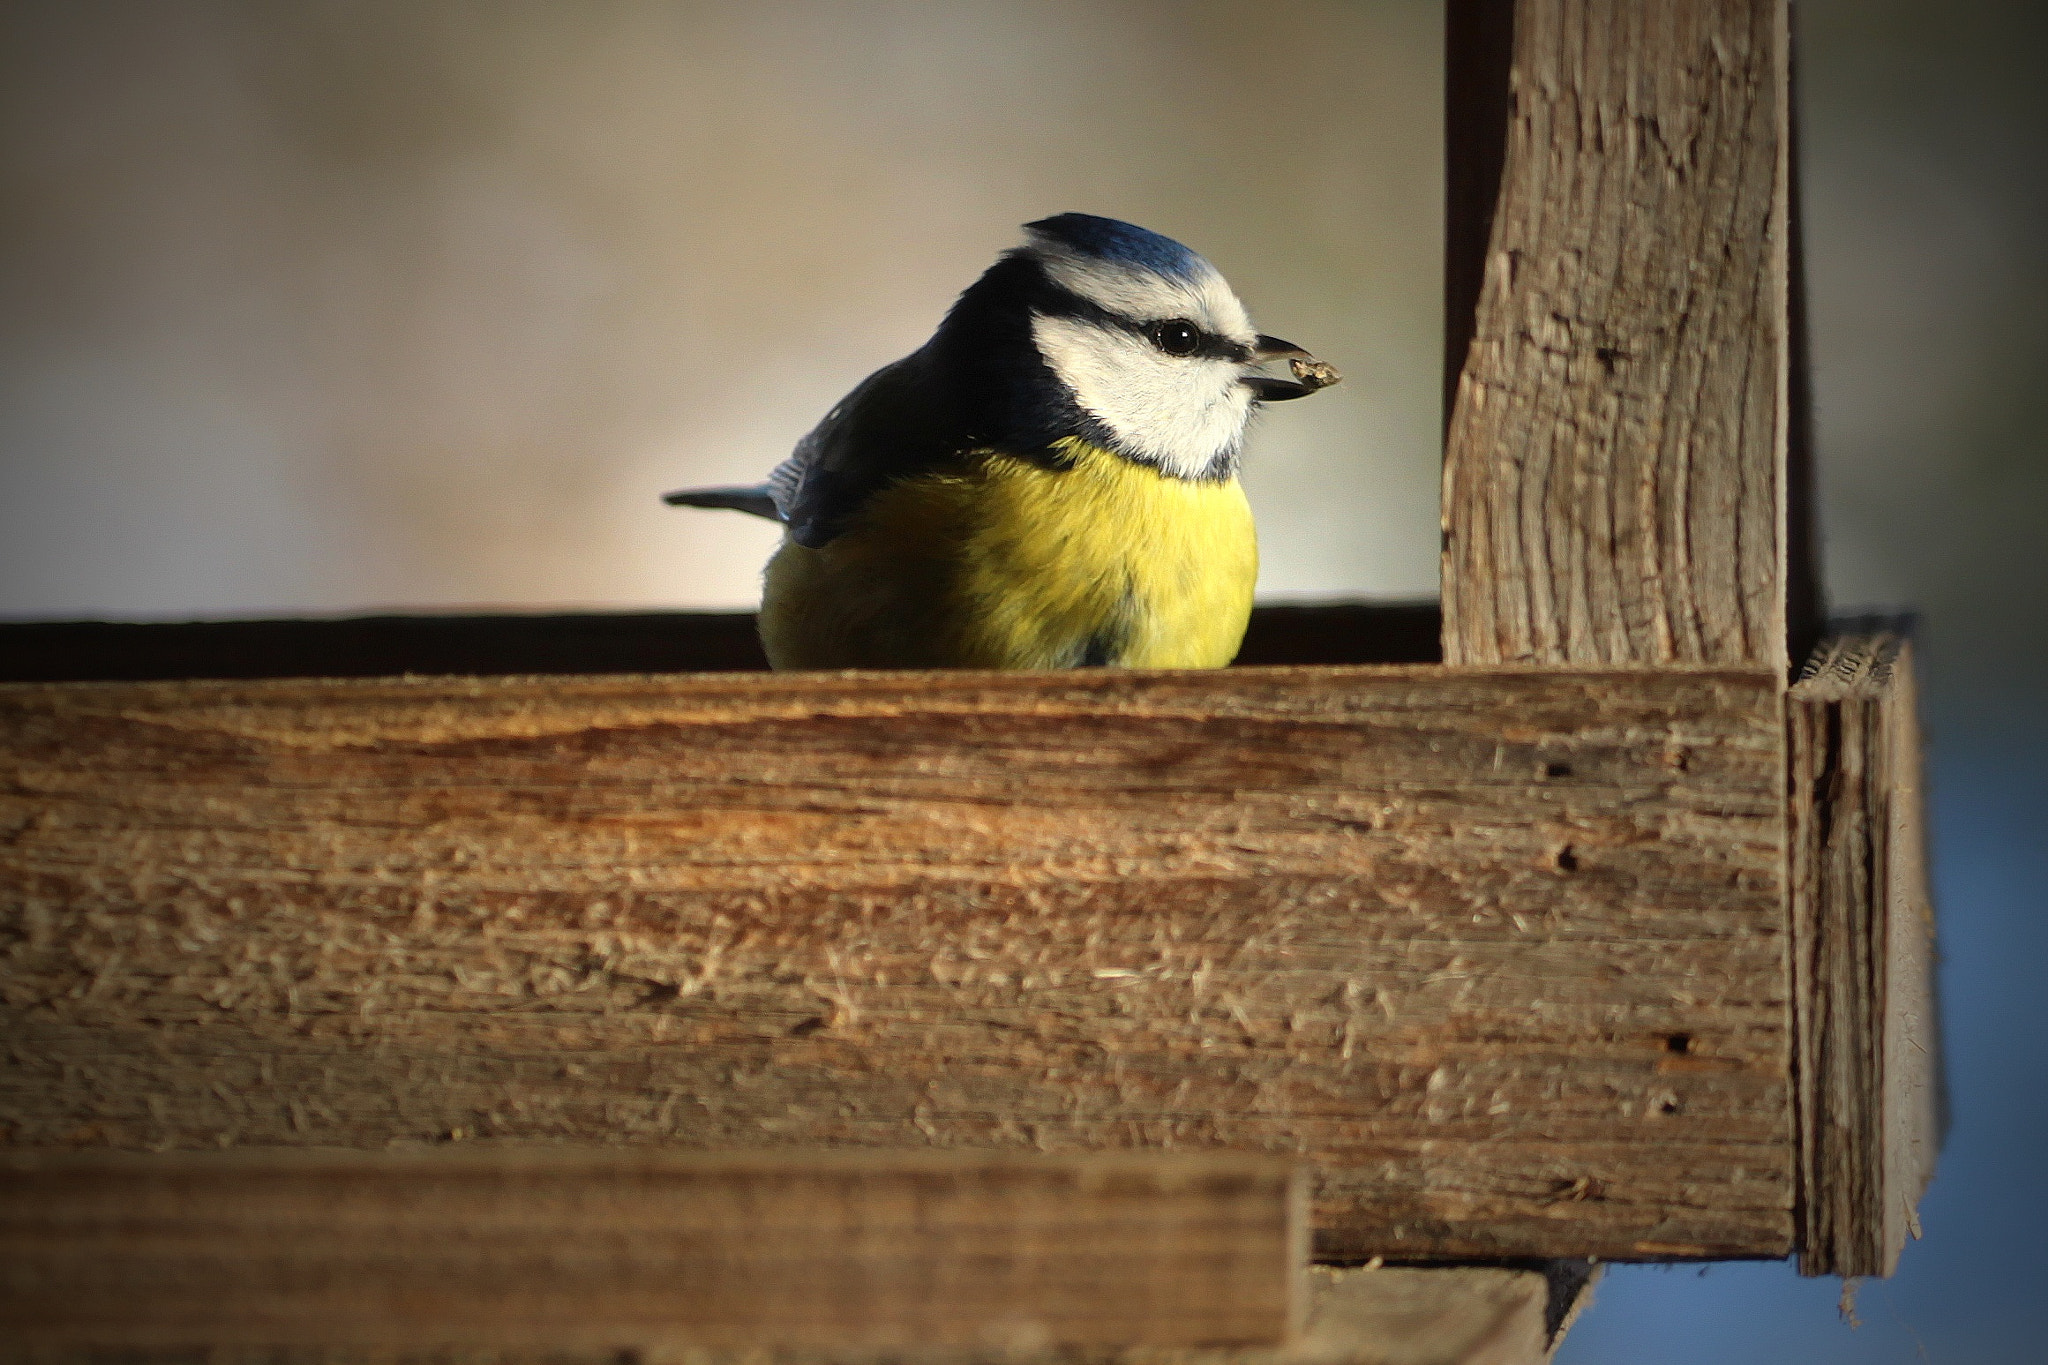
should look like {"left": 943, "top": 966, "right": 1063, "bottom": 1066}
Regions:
{"left": 0, "top": 601, "right": 1442, "bottom": 684}
{"left": 0, "top": 1147, "right": 1302, "bottom": 1350}
{"left": 2, "top": 661, "right": 1792, "bottom": 1263}
{"left": 0, "top": 1141, "right": 1589, "bottom": 1365}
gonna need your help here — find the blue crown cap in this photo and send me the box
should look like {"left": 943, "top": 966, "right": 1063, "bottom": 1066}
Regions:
{"left": 1024, "top": 213, "right": 1207, "bottom": 280}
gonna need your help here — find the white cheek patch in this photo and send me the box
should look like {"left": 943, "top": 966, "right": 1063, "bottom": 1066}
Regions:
{"left": 1031, "top": 314, "right": 1253, "bottom": 478}
{"left": 1038, "top": 249, "right": 1255, "bottom": 342}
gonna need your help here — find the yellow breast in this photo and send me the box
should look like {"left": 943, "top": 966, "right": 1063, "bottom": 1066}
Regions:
{"left": 759, "top": 438, "right": 1257, "bottom": 670}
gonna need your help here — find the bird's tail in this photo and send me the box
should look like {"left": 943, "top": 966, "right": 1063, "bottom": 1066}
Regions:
{"left": 662, "top": 485, "right": 783, "bottom": 522}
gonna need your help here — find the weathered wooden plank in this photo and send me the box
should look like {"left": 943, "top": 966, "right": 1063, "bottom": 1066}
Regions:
{"left": 0, "top": 602, "right": 1441, "bottom": 685}
{"left": 1281, "top": 1264, "right": 1568, "bottom": 1365}
{"left": 1441, "top": 0, "right": 1795, "bottom": 668}
{"left": 0, "top": 665, "right": 1792, "bottom": 1261}
{"left": 1788, "top": 633, "right": 1939, "bottom": 1276}
{"left": 0, "top": 1147, "right": 1299, "bottom": 1350}
{"left": 0, "top": 1260, "right": 1588, "bottom": 1365}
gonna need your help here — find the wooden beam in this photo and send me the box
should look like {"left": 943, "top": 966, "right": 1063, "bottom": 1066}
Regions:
{"left": 0, "top": 602, "right": 1441, "bottom": 685}
{"left": 0, "top": 1147, "right": 1300, "bottom": 1349}
{"left": 1788, "top": 632, "right": 1940, "bottom": 1276}
{"left": 1442, "top": 0, "right": 1806, "bottom": 669}
{"left": 1281, "top": 1264, "right": 1584, "bottom": 1365}
{"left": 0, "top": 664, "right": 1792, "bottom": 1262}
{"left": 0, "top": 1183, "right": 1590, "bottom": 1365}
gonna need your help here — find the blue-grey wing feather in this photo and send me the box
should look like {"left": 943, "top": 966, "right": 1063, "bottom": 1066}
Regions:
{"left": 665, "top": 350, "right": 960, "bottom": 549}
{"left": 776, "top": 353, "right": 961, "bottom": 548}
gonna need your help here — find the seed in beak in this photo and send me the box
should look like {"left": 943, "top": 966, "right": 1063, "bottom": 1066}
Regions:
{"left": 1288, "top": 356, "right": 1342, "bottom": 391}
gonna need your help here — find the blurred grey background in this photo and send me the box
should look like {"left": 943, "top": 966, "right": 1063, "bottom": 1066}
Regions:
{"left": 1, "top": 2, "right": 2041, "bottom": 1360}
{"left": 0, "top": 0, "right": 1443, "bottom": 615}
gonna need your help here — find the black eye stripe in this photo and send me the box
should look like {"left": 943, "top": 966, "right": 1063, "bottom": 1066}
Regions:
{"left": 1031, "top": 276, "right": 1251, "bottom": 362}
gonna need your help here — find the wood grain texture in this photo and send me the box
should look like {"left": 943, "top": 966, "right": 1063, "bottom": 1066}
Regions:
{"left": 0, "top": 665, "right": 1792, "bottom": 1261}
{"left": 1788, "top": 634, "right": 1939, "bottom": 1276}
{"left": 1441, "top": 0, "right": 1791, "bottom": 668}
{"left": 0, "top": 1147, "right": 1299, "bottom": 1350}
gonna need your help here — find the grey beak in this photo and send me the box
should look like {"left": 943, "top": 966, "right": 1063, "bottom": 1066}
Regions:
{"left": 1243, "top": 375, "right": 1317, "bottom": 401}
{"left": 1253, "top": 334, "right": 1312, "bottom": 361}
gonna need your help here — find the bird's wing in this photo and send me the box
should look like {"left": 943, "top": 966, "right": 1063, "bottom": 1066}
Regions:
{"left": 771, "top": 353, "right": 959, "bottom": 549}
{"left": 663, "top": 352, "right": 958, "bottom": 547}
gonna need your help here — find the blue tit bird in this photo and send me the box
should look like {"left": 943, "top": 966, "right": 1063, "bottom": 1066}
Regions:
{"left": 664, "top": 213, "right": 1339, "bottom": 671}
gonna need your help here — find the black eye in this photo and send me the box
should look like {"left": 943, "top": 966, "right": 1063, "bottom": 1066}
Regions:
{"left": 1148, "top": 319, "right": 1202, "bottom": 356}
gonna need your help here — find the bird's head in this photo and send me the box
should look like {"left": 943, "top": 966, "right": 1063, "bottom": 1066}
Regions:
{"left": 933, "top": 214, "right": 1337, "bottom": 481}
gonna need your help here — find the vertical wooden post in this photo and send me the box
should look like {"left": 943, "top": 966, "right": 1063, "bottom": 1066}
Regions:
{"left": 1787, "top": 632, "right": 1941, "bottom": 1278}
{"left": 1442, "top": 0, "right": 1809, "bottom": 671}
{"left": 1444, "top": 2, "right": 1939, "bottom": 1284}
